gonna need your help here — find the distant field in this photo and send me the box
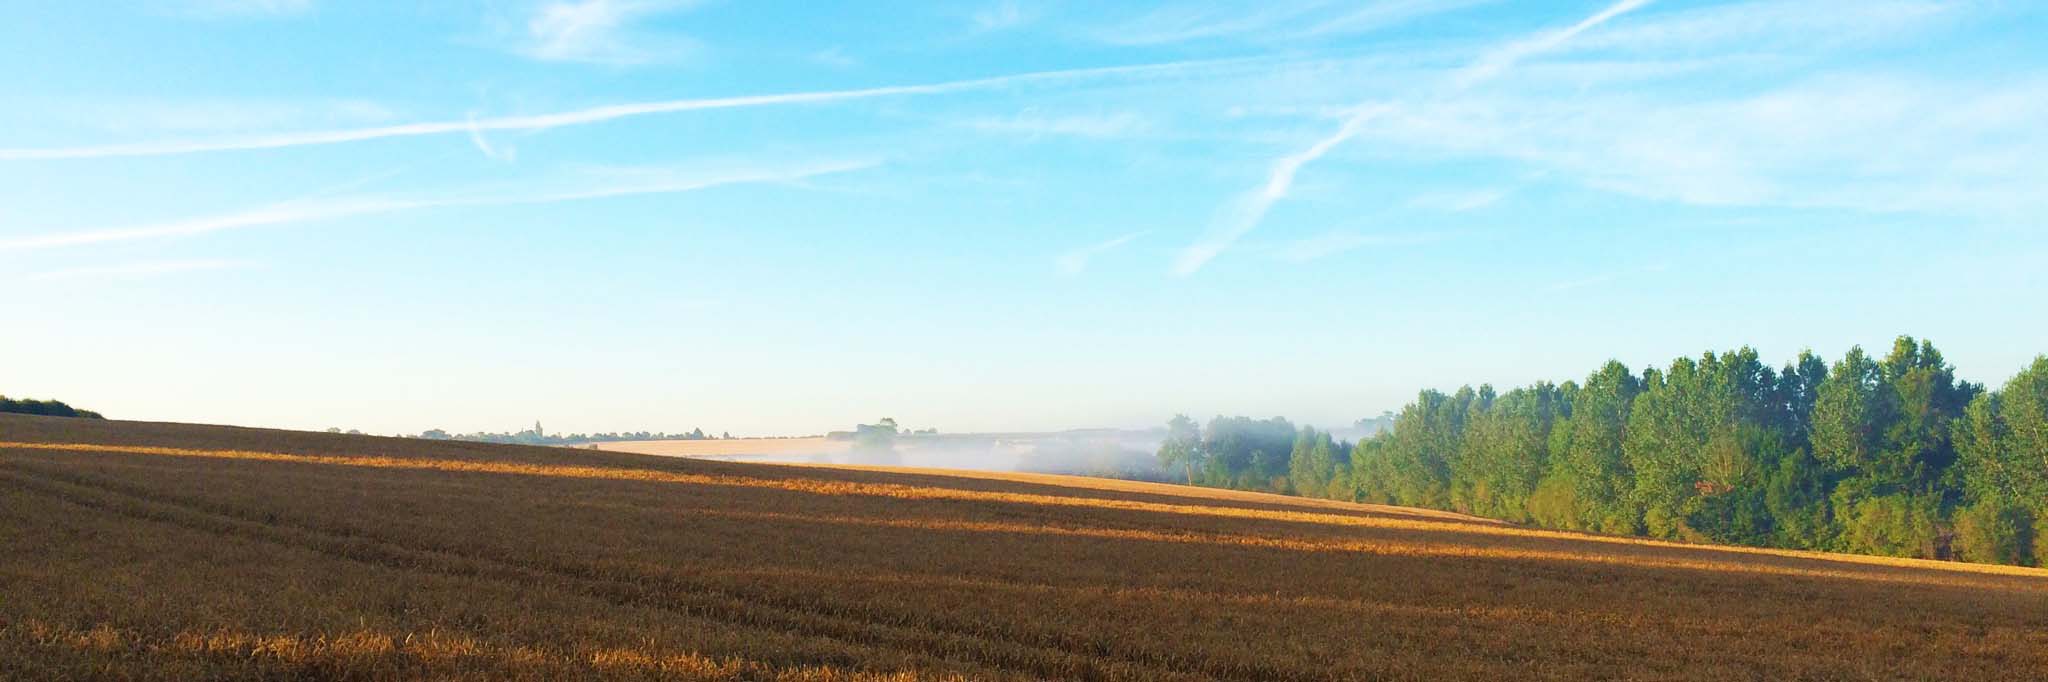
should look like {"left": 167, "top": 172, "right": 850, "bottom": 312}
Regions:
{"left": 4, "top": 414, "right": 2047, "bottom": 681}
{"left": 584, "top": 437, "right": 848, "bottom": 459}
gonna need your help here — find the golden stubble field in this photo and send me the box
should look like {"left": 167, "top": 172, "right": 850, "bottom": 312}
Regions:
{"left": 3, "top": 414, "right": 2045, "bottom": 681}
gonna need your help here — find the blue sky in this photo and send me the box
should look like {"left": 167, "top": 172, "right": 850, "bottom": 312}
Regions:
{"left": 3, "top": 0, "right": 2044, "bottom": 436}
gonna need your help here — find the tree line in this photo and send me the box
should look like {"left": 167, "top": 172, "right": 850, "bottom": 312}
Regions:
{"left": 0, "top": 395, "right": 103, "bottom": 419}
{"left": 410, "top": 422, "right": 730, "bottom": 446}
{"left": 1158, "top": 337, "right": 2048, "bottom": 566}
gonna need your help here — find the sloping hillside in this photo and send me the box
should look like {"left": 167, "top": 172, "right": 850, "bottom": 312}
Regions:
{"left": 3, "top": 413, "right": 2044, "bottom": 680}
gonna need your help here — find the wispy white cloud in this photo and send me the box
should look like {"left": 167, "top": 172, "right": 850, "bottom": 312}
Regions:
{"left": 175, "top": 0, "right": 312, "bottom": 18}
{"left": 1270, "top": 229, "right": 1440, "bottom": 263}
{"left": 1239, "top": 1, "right": 2025, "bottom": 218}
{"left": 1174, "top": 0, "right": 1653, "bottom": 275}
{"left": 1094, "top": 4, "right": 1319, "bottom": 45}
{"left": 25, "top": 259, "right": 251, "bottom": 281}
{"left": 1455, "top": 0, "right": 1652, "bottom": 88}
{"left": 1055, "top": 231, "right": 1146, "bottom": 275}
{"left": 0, "top": 55, "right": 1275, "bottom": 161}
{"left": 14, "top": 96, "right": 395, "bottom": 137}
{"left": 1547, "top": 271, "right": 1620, "bottom": 293}
{"left": 1406, "top": 187, "right": 1510, "bottom": 212}
{"left": 1295, "top": 0, "right": 1500, "bottom": 38}
{"left": 811, "top": 47, "right": 858, "bottom": 69}
{"left": 1093, "top": 0, "right": 1495, "bottom": 45}
{"left": 516, "top": 0, "right": 699, "bottom": 65}
{"left": 465, "top": 115, "right": 517, "bottom": 162}
{"left": 972, "top": 1, "right": 1030, "bottom": 32}
{"left": 1547, "top": 263, "right": 1670, "bottom": 293}
{"left": 1172, "top": 104, "right": 1391, "bottom": 275}
{"left": 1562, "top": 0, "right": 1957, "bottom": 55}
{"left": 0, "top": 198, "right": 407, "bottom": 251}
{"left": 964, "top": 111, "right": 1149, "bottom": 139}
{"left": 0, "top": 160, "right": 877, "bottom": 251}
{"left": 1359, "top": 74, "right": 2048, "bottom": 217}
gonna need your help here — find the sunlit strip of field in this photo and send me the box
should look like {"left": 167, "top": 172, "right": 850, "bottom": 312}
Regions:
{"left": 4, "top": 415, "right": 2047, "bottom": 681}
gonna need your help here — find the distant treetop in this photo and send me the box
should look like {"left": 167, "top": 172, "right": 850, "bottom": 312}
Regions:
{"left": 410, "top": 425, "right": 727, "bottom": 446}
{"left": 0, "top": 395, "right": 103, "bottom": 419}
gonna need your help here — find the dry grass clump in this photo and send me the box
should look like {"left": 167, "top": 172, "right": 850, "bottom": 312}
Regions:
{"left": 3, "top": 413, "right": 2046, "bottom": 681}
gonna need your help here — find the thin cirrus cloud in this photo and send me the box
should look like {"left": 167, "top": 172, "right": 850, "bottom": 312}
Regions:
{"left": 0, "top": 56, "right": 1275, "bottom": 162}
{"left": 1558, "top": 0, "right": 1956, "bottom": 55}
{"left": 176, "top": 0, "right": 312, "bottom": 17}
{"left": 1405, "top": 187, "right": 1511, "bottom": 212}
{"left": 24, "top": 259, "right": 251, "bottom": 282}
{"left": 1171, "top": 0, "right": 1653, "bottom": 276}
{"left": 516, "top": 0, "right": 700, "bottom": 65}
{"left": 1093, "top": 0, "right": 1495, "bottom": 45}
{"left": 1170, "top": 104, "right": 1392, "bottom": 275}
{"left": 465, "top": 115, "right": 517, "bottom": 162}
{"left": 1271, "top": 229, "right": 1441, "bottom": 263}
{"left": 971, "top": 0, "right": 1030, "bottom": 32}
{"left": 1294, "top": 0, "right": 1500, "bottom": 39}
{"left": 1274, "top": 0, "right": 2031, "bottom": 219}
{"left": 10, "top": 96, "right": 396, "bottom": 138}
{"left": 1547, "top": 263, "right": 1671, "bottom": 293}
{"left": 1055, "top": 231, "right": 1147, "bottom": 275}
{"left": 1455, "top": 0, "right": 1653, "bottom": 88}
{"left": 1363, "top": 75, "right": 2048, "bottom": 217}
{"left": 963, "top": 111, "right": 1150, "bottom": 139}
{"left": 0, "top": 160, "right": 877, "bottom": 252}
{"left": 1094, "top": 3, "right": 1327, "bottom": 45}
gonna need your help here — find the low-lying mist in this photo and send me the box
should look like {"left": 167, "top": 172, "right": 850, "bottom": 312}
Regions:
{"left": 646, "top": 418, "right": 1395, "bottom": 483}
{"left": 684, "top": 430, "right": 1177, "bottom": 481}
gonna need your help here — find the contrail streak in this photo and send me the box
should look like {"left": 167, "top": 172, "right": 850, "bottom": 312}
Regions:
{"left": 0, "top": 161, "right": 877, "bottom": 250}
{"left": 0, "top": 57, "right": 1274, "bottom": 161}
{"left": 1173, "top": 0, "right": 1655, "bottom": 275}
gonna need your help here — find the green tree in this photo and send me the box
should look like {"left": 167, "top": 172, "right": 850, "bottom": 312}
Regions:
{"left": 1950, "top": 358, "right": 2048, "bottom": 564}
{"left": 1540, "top": 362, "right": 1639, "bottom": 533}
{"left": 1623, "top": 349, "right": 1782, "bottom": 543}
{"left": 1765, "top": 446, "right": 1833, "bottom": 548}
{"left": 1378, "top": 389, "right": 1472, "bottom": 508}
{"left": 1348, "top": 435, "right": 1397, "bottom": 504}
{"left": 1157, "top": 414, "right": 1203, "bottom": 485}
{"left": 853, "top": 418, "right": 901, "bottom": 464}
{"left": 1815, "top": 338, "right": 1977, "bottom": 557}
{"left": 1776, "top": 350, "right": 1829, "bottom": 443}
{"left": 1159, "top": 340, "right": 2039, "bottom": 566}
{"left": 0, "top": 395, "right": 105, "bottom": 419}
{"left": 1812, "top": 346, "right": 1886, "bottom": 478}
{"left": 1952, "top": 499, "right": 2034, "bottom": 565}
{"left": 1454, "top": 384, "right": 1564, "bottom": 522}
{"left": 1199, "top": 416, "right": 1296, "bottom": 490}
{"left": 1288, "top": 426, "right": 1352, "bottom": 500}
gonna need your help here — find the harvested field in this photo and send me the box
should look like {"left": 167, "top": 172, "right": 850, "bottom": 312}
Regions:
{"left": 3, "top": 413, "right": 2046, "bottom": 681}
